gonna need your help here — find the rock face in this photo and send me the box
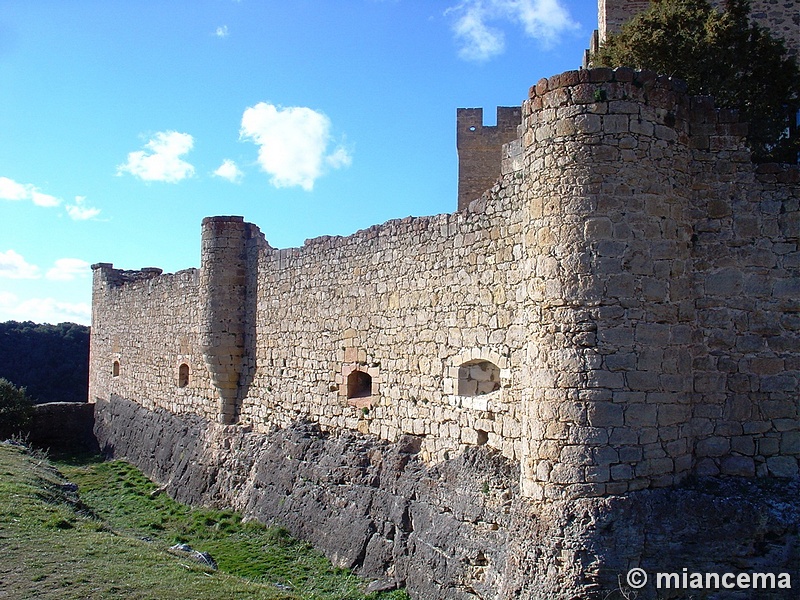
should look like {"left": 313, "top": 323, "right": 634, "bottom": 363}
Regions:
{"left": 95, "top": 396, "right": 799, "bottom": 600}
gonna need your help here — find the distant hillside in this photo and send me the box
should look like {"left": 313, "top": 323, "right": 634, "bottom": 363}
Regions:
{"left": 0, "top": 321, "right": 89, "bottom": 404}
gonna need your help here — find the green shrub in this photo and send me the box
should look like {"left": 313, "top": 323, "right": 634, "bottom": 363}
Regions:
{"left": 593, "top": 0, "right": 800, "bottom": 163}
{"left": 0, "top": 378, "right": 34, "bottom": 439}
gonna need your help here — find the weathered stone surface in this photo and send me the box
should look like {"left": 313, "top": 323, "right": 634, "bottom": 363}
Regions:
{"left": 95, "top": 396, "right": 800, "bottom": 600}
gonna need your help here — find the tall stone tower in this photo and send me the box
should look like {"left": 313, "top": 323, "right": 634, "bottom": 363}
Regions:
{"left": 456, "top": 106, "right": 521, "bottom": 211}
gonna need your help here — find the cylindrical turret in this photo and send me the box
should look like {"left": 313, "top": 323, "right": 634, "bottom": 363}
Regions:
{"left": 199, "top": 216, "right": 250, "bottom": 424}
{"left": 517, "top": 68, "right": 715, "bottom": 499}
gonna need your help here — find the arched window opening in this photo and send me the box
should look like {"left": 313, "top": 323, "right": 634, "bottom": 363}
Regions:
{"left": 178, "top": 363, "right": 190, "bottom": 388}
{"left": 347, "top": 370, "right": 372, "bottom": 400}
{"left": 458, "top": 359, "right": 500, "bottom": 396}
{"left": 112, "top": 360, "right": 120, "bottom": 377}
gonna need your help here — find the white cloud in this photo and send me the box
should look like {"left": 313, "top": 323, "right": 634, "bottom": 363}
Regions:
{"left": 65, "top": 196, "right": 101, "bottom": 221}
{"left": 0, "top": 251, "right": 91, "bottom": 282}
{"left": 117, "top": 131, "right": 196, "bottom": 183}
{"left": 0, "top": 292, "right": 91, "bottom": 325}
{"left": 213, "top": 159, "right": 244, "bottom": 183}
{"left": 240, "top": 103, "right": 352, "bottom": 191}
{"left": 30, "top": 191, "right": 61, "bottom": 207}
{"left": 215, "top": 25, "right": 229, "bottom": 38}
{"left": 0, "top": 250, "right": 40, "bottom": 279}
{"left": 0, "top": 177, "right": 28, "bottom": 200}
{"left": 448, "top": 0, "right": 579, "bottom": 62}
{"left": 0, "top": 176, "right": 62, "bottom": 208}
{"left": 451, "top": 2, "right": 506, "bottom": 61}
{"left": 46, "top": 258, "right": 91, "bottom": 281}
{"left": 326, "top": 146, "right": 353, "bottom": 170}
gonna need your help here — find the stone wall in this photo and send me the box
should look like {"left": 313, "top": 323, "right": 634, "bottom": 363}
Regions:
{"left": 89, "top": 264, "right": 218, "bottom": 420}
{"left": 89, "top": 68, "right": 799, "bottom": 504}
{"left": 26, "top": 402, "right": 98, "bottom": 455}
{"left": 91, "top": 210, "right": 531, "bottom": 468}
{"left": 239, "top": 205, "right": 529, "bottom": 466}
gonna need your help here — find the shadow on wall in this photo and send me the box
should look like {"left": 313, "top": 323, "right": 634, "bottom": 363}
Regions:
{"left": 236, "top": 226, "right": 262, "bottom": 411}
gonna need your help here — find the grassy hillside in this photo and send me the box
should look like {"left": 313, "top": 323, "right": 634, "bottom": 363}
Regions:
{"left": 0, "top": 442, "right": 407, "bottom": 600}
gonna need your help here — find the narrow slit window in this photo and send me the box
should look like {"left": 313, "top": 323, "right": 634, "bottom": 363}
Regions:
{"left": 112, "top": 360, "right": 120, "bottom": 377}
{"left": 347, "top": 370, "right": 372, "bottom": 399}
{"left": 178, "top": 363, "right": 190, "bottom": 388}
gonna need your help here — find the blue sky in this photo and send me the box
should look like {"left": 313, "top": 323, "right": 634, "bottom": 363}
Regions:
{"left": 0, "top": 0, "right": 597, "bottom": 325}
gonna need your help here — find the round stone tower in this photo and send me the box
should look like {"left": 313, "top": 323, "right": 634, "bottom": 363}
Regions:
{"left": 199, "top": 216, "right": 252, "bottom": 424}
{"left": 517, "top": 68, "right": 709, "bottom": 500}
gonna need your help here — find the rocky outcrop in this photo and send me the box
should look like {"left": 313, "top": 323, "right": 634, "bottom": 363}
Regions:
{"left": 95, "top": 395, "right": 799, "bottom": 599}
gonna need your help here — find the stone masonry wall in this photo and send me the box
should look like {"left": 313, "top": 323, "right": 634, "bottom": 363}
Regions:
{"left": 89, "top": 264, "right": 218, "bottom": 421}
{"left": 91, "top": 206, "right": 532, "bottom": 468}
{"left": 516, "top": 68, "right": 698, "bottom": 500}
{"left": 691, "top": 159, "right": 800, "bottom": 479}
{"left": 89, "top": 67, "right": 798, "bottom": 502}
{"left": 239, "top": 197, "right": 529, "bottom": 466}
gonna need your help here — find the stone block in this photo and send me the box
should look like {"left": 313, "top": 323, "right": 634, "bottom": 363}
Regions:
{"left": 658, "top": 404, "right": 690, "bottom": 427}
{"left": 585, "top": 465, "right": 610, "bottom": 483}
{"left": 610, "top": 463, "right": 633, "bottom": 481}
{"left": 560, "top": 444, "right": 593, "bottom": 465}
{"left": 730, "top": 435, "right": 755, "bottom": 456}
{"left": 635, "top": 323, "right": 671, "bottom": 346}
{"left": 603, "top": 424, "right": 635, "bottom": 446}
{"left": 626, "top": 371, "right": 660, "bottom": 392}
{"left": 639, "top": 427, "right": 659, "bottom": 444}
{"left": 586, "top": 370, "right": 625, "bottom": 389}
{"left": 695, "top": 458, "right": 720, "bottom": 476}
{"left": 550, "top": 463, "right": 584, "bottom": 484}
{"left": 696, "top": 436, "right": 730, "bottom": 457}
{"left": 588, "top": 402, "right": 624, "bottom": 427}
{"left": 781, "top": 431, "right": 800, "bottom": 455}
{"left": 760, "top": 375, "right": 796, "bottom": 393}
{"left": 705, "top": 269, "right": 743, "bottom": 296}
{"left": 720, "top": 456, "right": 755, "bottom": 477}
{"left": 568, "top": 426, "right": 609, "bottom": 445}
{"left": 766, "top": 456, "right": 798, "bottom": 478}
{"left": 584, "top": 217, "right": 613, "bottom": 240}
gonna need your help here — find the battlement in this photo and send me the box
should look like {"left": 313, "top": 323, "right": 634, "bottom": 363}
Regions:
{"left": 91, "top": 263, "right": 164, "bottom": 286}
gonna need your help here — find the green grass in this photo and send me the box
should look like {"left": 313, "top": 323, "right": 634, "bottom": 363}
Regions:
{"left": 0, "top": 442, "right": 408, "bottom": 600}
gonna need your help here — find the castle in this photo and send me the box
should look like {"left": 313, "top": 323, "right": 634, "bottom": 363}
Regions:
{"left": 88, "top": 2, "right": 799, "bottom": 596}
